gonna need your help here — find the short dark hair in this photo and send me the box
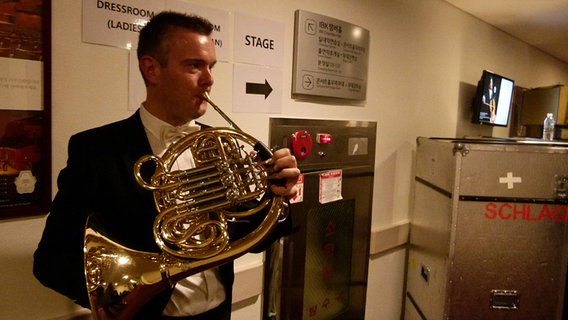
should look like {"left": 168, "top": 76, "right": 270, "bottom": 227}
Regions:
{"left": 137, "top": 11, "right": 214, "bottom": 65}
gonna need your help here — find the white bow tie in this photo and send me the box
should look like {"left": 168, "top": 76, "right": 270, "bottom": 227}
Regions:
{"left": 160, "top": 124, "right": 201, "bottom": 145}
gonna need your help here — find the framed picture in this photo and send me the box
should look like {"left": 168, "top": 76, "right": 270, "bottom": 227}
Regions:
{"left": 0, "top": 0, "right": 51, "bottom": 219}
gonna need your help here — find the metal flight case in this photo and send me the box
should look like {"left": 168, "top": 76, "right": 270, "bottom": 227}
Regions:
{"left": 405, "top": 137, "right": 568, "bottom": 320}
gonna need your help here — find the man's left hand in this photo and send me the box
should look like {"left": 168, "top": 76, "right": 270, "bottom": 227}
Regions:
{"left": 268, "top": 148, "right": 300, "bottom": 199}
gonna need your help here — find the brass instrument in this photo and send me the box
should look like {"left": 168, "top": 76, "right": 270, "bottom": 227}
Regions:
{"left": 83, "top": 93, "right": 286, "bottom": 319}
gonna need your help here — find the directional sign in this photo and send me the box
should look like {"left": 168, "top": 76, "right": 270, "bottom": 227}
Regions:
{"left": 292, "top": 10, "right": 369, "bottom": 100}
{"left": 233, "top": 64, "right": 282, "bottom": 113}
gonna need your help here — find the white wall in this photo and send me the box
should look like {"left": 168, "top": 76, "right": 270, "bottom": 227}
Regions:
{"left": 1, "top": 0, "right": 568, "bottom": 319}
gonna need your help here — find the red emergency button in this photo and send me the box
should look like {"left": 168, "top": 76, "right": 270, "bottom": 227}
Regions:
{"left": 290, "top": 130, "right": 312, "bottom": 160}
{"left": 317, "top": 133, "right": 333, "bottom": 144}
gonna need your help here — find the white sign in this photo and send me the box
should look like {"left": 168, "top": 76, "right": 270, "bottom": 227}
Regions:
{"left": 232, "top": 64, "right": 282, "bottom": 113}
{"left": 82, "top": 0, "right": 164, "bottom": 49}
{"left": 319, "top": 169, "right": 343, "bottom": 204}
{"left": 0, "top": 58, "right": 42, "bottom": 110}
{"left": 289, "top": 174, "right": 304, "bottom": 204}
{"left": 127, "top": 1, "right": 232, "bottom": 110}
{"left": 233, "top": 12, "right": 284, "bottom": 67}
{"left": 166, "top": 0, "right": 232, "bottom": 61}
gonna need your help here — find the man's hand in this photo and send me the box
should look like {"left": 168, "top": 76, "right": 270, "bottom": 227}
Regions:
{"left": 268, "top": 148, "right": 300, "bottom": 199}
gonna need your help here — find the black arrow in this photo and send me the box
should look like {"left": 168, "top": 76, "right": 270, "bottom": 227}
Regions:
{"left": 306, "top": 21, "right": 316, "bottom": 33}
{"left": 246, "top": 79, "right": 273, "bottom": 99}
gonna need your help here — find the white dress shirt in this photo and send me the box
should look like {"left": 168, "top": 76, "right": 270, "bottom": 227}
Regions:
{"left": 139, "top": 105, "right": 226, "bottom": 316}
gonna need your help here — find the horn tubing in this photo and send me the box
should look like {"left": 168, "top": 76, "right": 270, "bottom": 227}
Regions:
{"left": 202, "top": 92, "right": 242, "bottom": 131}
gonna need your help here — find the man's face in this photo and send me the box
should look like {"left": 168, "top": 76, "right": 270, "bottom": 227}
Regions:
{"left": 154, "top": 28, "right": 217, "bottom": 125}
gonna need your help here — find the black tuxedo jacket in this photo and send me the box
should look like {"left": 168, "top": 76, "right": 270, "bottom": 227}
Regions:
{"left": 33, "top": 111, "right": 289, "bottom": 318}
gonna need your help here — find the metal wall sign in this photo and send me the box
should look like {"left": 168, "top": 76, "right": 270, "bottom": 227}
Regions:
{"left": 292, "top": 10, "right": 369, "bottom": 100}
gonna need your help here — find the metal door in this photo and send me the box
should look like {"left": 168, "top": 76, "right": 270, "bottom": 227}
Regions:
{"left": 265, "top": 118, "right": 376, "bottom": 320}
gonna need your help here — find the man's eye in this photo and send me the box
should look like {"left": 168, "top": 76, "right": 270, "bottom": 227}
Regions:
{"left": 186, "top": 63, "right": 198, "bottom": 70}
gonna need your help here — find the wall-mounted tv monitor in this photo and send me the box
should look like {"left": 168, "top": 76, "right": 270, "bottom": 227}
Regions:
{"left": 471, "top": 70, "right": 515, "bottom": 127}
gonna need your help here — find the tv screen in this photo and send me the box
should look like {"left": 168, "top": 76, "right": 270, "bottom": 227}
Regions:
{"left": 471, "top": 70, "right": 515, "bottom": 127}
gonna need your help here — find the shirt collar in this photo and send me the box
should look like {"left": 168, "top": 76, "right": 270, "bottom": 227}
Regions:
{"left": 139, "top": 103, "right": 199, "bottom": 141}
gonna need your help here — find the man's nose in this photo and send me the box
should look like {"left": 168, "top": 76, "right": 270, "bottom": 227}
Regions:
{"left": 200, "top": 68, "right": 214, "bottom": 87}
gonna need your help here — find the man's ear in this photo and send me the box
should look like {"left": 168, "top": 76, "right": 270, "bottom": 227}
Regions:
{"left": 139, "top": 56, "right": 160, "bottom": 85}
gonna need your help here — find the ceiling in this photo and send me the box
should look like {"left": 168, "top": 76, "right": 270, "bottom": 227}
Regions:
{"left": 445, "top": 0, "right": 568, "bottom": 64}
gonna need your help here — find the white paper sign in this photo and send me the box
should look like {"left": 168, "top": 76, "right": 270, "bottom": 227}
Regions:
{"left": 127, "top": 1, "right": 233, "bottom": 110}
{"left": 319, "top": 170, "right": 343, "bottom": 204}
{"left": 233, "top": 12, "right": 284, "bottom": 67}
{"left": 289, "top": 174, "right": 304, "bottom": 204}
{"left": 82, "top": 0, "right": 165, "bottom": 49}
{"left": 166, "top": 0, "right": 232, "bottom": 61}
{"left": 0, "top": 58, "right": 42, "bottom": 110}
{"left": 232, "top": 63, "right": 282, "bottom": 113}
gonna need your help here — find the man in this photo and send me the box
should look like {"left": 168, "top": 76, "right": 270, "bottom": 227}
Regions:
{"left": 481, "top": 76, "right": 498, "bottom": 123}
{"left": 33, "top": 11, "right": 299, "bottom": 320}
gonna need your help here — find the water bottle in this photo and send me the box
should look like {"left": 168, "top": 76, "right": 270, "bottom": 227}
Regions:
{"left": 542, "top": 113, "right": 555, "bottom": 140}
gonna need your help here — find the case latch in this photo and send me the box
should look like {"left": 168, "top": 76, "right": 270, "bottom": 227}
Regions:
{"left": 555, "top": 175, "right": 567, "bottom": 200}
{"left": 452, "top": 143, "right": 469, "bottom": 156}
{"left": 490, "top": 289, "right": 519, "bottom": 310}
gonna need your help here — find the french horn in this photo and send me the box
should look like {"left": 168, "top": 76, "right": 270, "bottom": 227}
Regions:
{"left": 83, "top": 92, "right": 287, "bottom": 319}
